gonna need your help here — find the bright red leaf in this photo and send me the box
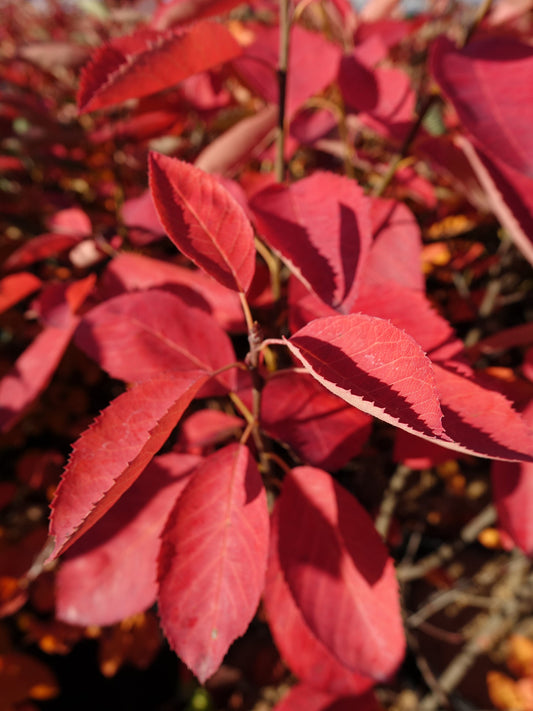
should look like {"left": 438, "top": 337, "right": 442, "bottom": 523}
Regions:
{"left": 48, "top": 371, "right": 209, "bottom": 559}
{"left": 264, "top": 506, "right": 375, "bottom": 695}
{"left": 250, "top": 172, "right": 372, "bottom": 311}
{"left": 431, "top": 36, "right": 533, "bottom": 178}
{"left": 177, "top": 409, "right": 244, "bottom": 453}
{"left": 75, "top": 289, "right": 237, "bottom": 394}
{"left": 78, "top": 21, "right": 242, "bottom": 113}
{"left": 56, "top": 453, "right": 201, "bottom": 626}
{"left": 158, "top": 443, "right": 269, "bottom": 682}
{"left": 277, "top": 466, "right": 405, "bottom": 679}
{"left": 0, "top": 273, "right": 41, "bottom": 314}
{"left": 261, "top": 371, "right": 372, "bottom": 470}
{"left": 286, "top": 314, "right": 447, "bottom": 441}
{"left": 149, "top": 152, "right": 256, "bottom": 292}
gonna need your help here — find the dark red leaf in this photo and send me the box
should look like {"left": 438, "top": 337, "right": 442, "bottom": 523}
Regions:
{"left": 0, "top": 273, "right": 41, "bottom": 314}
{"left": 75, "top": 289, "right": 237, "bottom": 394}
{"left": 149, "top": 152, "right": 256, "bottom": 292}
{"left": 273, "top": 684, "right": 381, "bottom": 711}
{"left": 287, "top": 314, "right": 447, "bottom": 441}
{"left": 56, "top": 453, "right": 201, "bottom": 626}
{"left": 261, "top": 371, "right": 372, "bottom": 470}
{"left": 4, "top": 234, "right": 82, "bottom": 271}
{"left": 48, "top": 371, "right": 209, "bottom": 560}
{"left": 78, "top": 21, "right": 242, "bottom": 113}
{"left": 250, "top": 172, "right": 372, "bottom": 311}
{"left": 431, "top": 36, "right": 533, "bottom": 177}
{"left": 158, "top": 443, "right": 269, "bottom": 682}
{"left": 492, "top": 402, "right": 533, "bottom": 556}
{"left": 264, "top": 507, "right": 375, "bottom": 694}
{"left": 176, "top": 409, "right": 244, "bottom": 453}
{"left": 277, "top": 467, "right": 405, "bottom": 679}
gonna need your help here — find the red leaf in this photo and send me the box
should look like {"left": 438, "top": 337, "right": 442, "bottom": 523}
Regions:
{"left": 4, "top": 234, "right": 82, "bottom": 271}
{"left": 100, "top": 252, "right": 244, "bottom": 332}
{"left": 492, "top": 402, "right": 533, "bottom": 556}
{"left": 277, "top": 467, "right": 405, "bottom": 679}
{"left": 0, "top": 273, "right": 41, "bottom": 314}
{"left": 158, "top": 443, "right": 269, "bottom": 682}
{"left": 75, "top": 289, "right": 237, "bottom": 394}
{"left": 48, "top": 371, "right": 209, "bottom": 560}
{"left": 264, "top": 507, "right": 375, "bottom": 695}
{"left": 56, "top": 453, "right": 201, "bottom": 626}
{"left": 121, "top": 190, "right": 165, "bottom": 244}
{"left": 233, "top": 25, "right": 341, "bottom": 120}
{"left": 273, "top": 684, "right": 381, "bottom": 711}
{"left": 177, "top": 409, "right": 244, "bottom": 453}
{"left": 433, "top": 363, "right": 533, "bottom": 462}
{"left": 251, "top": 173, "right": 372, "bottom": 310}
{"left": 287, "top": 314, "right": 447, "bottom": 441}
{"left": 152, "top": 0, "right": 246, "bottom": 29}
{"left": 149, "top": 152, "right": 256, "bottom": 292}
{"left": 261, "top": 371, "right": 372, "bottom": 470}
{"left": 431, "top": 36, "right": 533, "bottom": 178}
{"left": 78, "top": 21, "right": 242, "bottom": 113}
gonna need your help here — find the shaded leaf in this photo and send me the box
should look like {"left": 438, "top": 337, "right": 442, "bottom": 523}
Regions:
{"left": 78, "top": 21, "right": 242, "bottom": 113}
{"left": 432, "top": 36, "right": 533, "bottom": 178}
{"left": 149, "top": 152, "right": 256, "bottom": 292}
{"left": 177, "top": 410, "right": 244, "bottom": 453}
{"left": 261, "top": 371, "right": 372, "bottom": 470}
{"left": 56, "top": 453, "right": 201, "bottom": 626}
{"left": 48, "top": 371, "right": 209, "bottom": 559}
{"left": 158, "top": 443, "right": 269, "bottom": 682}
{"left": 251, "top": 172, "right": 372, "bottom": 310}
{"left": 277, "top": 467, "right": 405, "bottom": 679}
{"left": 0, "top": 273, "right": 41, "bottom": 315}
{"left": 264, "top": 506, "right": 375, "bottom": 695}
{"left": 75, "top": 289, "right": 237, "bottom": 393}
{"left": 273, "top": 683, "right": 380, "bottom": 711}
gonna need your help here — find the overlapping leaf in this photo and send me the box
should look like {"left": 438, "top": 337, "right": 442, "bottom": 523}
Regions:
{"left": 78, "top": 21, "right": 242, "bottom": 113}
{"left": 277, "top": 467, "right": 405, "bottom": 679}
{"left": 56, "top": 453, "right": 201, "bottom": 626}
{"left": 158, "top": 443, "right": 269, "bottom": 682}
{"left": 48, "top": 371, "right": 209, "bottom": 559}
{"left": 264, "top": 506, "right": 375, "bottom": 694}
{"left": 0, "top": 273, "right": 41, "bottom": 314}
{"left": 149, "top": 153, "right": 256, "bottom": 292}
{"left": 75, "top": 289, "right": 237, "bottom": 393}
{"left": 273, "top": 684, "right": 380, "bottom": 711}
{"left": 251, "top": 172, "right": 372, "bottom": 311}
{"left": 431, "top": 36, "right": 533, "bottom": 178}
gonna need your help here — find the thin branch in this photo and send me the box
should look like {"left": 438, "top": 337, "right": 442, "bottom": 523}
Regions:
{"left": 275, "top": 0, "right": 290, "bottom": 183}
{"left": 375, "top": 464, "right": 411, "bottom": 540}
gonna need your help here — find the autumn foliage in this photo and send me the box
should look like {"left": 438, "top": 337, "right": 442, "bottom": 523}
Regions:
{"left": 3, "top": 0, "right": 533, "bottom": 709}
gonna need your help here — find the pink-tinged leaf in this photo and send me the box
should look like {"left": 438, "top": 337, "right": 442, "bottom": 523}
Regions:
{"left": 152, "top": 0, "right": 246, "bottom": 29}
{"left": 456, "top": 135, "right": 533, "bottom": 267}
{"left": 432, "top": 363, "right": 533, "bottom": 463}
{"left": 48, "top": 207, "right": 92, "bottom": 236}
{"left": 78, "top": 21, "right": 242, "bottom": 113}
{"left": 394, "top": 430, "right": 457, "bottom": 470}
{"left": 363, "top": 198, "right": 424, "bottom": 291}
{"left": 287, "top": 314, "right": 446, "bottom": 441}
{"left": 0, "top": 325, "right": 75, "bottom": 433}
{"left": 177, "top": 410, "right": 244, "bottom": 453}
{"left": 353, "top": 282, "right": 463, "bottom": 362}
{"left": 158, "top": 443, "right": 269, "bottom": 682}
{"left": 56, "top": 453, "right": 201, "bottom": 626}
{"left": 250, "top": 173, "right": 372, "bottom": 311}
{"left": 121, "top": 190, "right": 166, "bottom": 245}
{"left": 261, "top": 371, "right": 372, "bottom": 470}
{"left": 233, "top": 25, "right": 341, "bottom": 120}
{"left": 0, "top": 273, "right": 41, "bottom": 314}
{"left": 149, "top": 152, "right": 256, "bottom": 292}
{"left": 431, "top": 36, "right": 533, "bottom": 178}
{"left": 48, "top": 371, "right": 209, "bottom": 560}
{"left": 277, "top": 467, "right": 405, "bottom": 679}
{"left": 75, "top": 289, "right": 236, "bottom": 394}
{"left": 195, "top": 104, "right": 278, "bottom": 175}
{"left": 273, "top": 684, "right": 380, "bottom": 711}
{"left": 100, "top": 252, "right": 245, "bottom": 332}
{"left": 18, "top": 42, "right": 90, "bottom": 71}
{"left": 264, "top": 507, "right": 375, "bottom": 695}
{"left": 492, "top": 402, "right": 533, "bottom": 556}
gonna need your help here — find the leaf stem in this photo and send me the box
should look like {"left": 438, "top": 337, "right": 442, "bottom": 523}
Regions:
{"left": 275, "top": 0, "right": 290, "bottom": 183}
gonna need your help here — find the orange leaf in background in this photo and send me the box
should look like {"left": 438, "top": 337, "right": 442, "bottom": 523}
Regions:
{"left": 0, "top": 652, "right": 59, "bottom": 711}
{"left": 508, "top": 635, "right": 533, "bottom": 678}
{"left": 487, "top": 670, "right": 528, "bottom": 711}
{"left": 98, "top": 612, "right": 162, "bottom": 678}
